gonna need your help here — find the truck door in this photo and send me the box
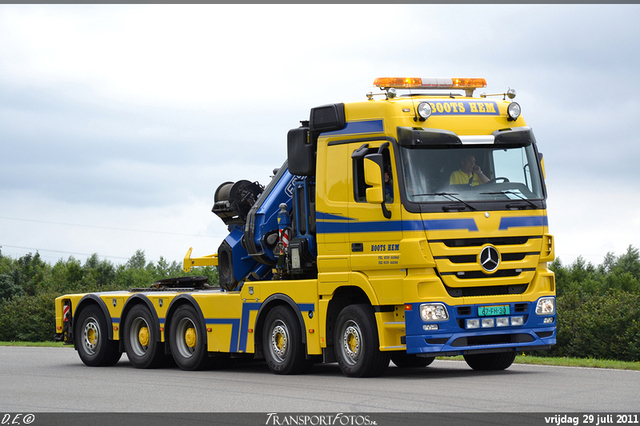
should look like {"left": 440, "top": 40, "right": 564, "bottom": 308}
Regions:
{"left": 347, "top": 141, "right": 404, "bottom": 304}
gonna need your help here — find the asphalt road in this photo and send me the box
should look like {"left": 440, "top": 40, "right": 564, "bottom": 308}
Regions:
{"left": 1, "top": 346, "right": 639, "bottom": 413}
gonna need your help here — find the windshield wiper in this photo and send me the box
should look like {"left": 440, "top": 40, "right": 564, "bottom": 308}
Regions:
{"left": 480, "top": 190, "right": 538, "bottom": 209}
{"left": 419, "top": 192, "right": 477, "bottom": 211}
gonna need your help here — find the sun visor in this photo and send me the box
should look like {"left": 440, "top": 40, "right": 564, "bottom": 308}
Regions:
{"left": 397, "top": 126, "right": 462, "bottom": 147}
{"left": 310, "top": 103, "right": 346, "bottom": 133}
{"left": 492, "top": 126, "right": 536, "bottom": 145}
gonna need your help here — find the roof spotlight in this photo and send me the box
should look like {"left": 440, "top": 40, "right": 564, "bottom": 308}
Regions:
{"left": 507, "top": 102, "right": 521, "bottom": 121}
{"left": 417, "top": 102, "right": 432, "bottom": 120}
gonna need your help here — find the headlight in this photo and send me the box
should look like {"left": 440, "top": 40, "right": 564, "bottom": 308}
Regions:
{"left": 417, "top": 102, "right": 432, "bottom": 120}
{"left": 496, "top": 317, "right": 509, "bottom": 327}
{"left": 507, "top": 102, "right": 521, "bottom": 121}
{"left": 536, "top": 297, "right": 556, "bottom": 315}
{"left": 419, "top": 303, "right": 449, "bottom": 321}
{"left": 466, "top": 319, "right": 480, "bottom": 329}
{"left": 481, "top": 318, "right": 495, "bottom": 328}
{"left": 511, "top": 316, "right": 524, "bottom": 326}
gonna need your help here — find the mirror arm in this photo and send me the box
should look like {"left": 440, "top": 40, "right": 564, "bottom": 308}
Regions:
{"left": 381, "top": 203, "right": 391, "bottom": 219}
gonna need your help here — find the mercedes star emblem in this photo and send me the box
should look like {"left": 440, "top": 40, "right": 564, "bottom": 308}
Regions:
{"left": 479, "top": 245, "right": 500, "bottom": 273}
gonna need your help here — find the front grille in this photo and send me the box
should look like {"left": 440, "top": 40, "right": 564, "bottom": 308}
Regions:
{"left": 433, "top": 235, "right": 539, "bottom": 295}
{"left": 439, "top": 236, "right": 531, "bottom": 248}
{"left": 457, "top": 306, "right": 472, "bottom": 316}
{"left": 442, "top": 252, "right": 530, "bottom": 264}
{"left": 447, "top": 254, "right": 478, "bottom": 264}
{"left": 445, "top": 284, "right": 528, "bottom": 297}
{"left": 514, "top": 303, "right": 528, "bottom": 313}
{"left": 451, "top": 333, "right": 534, "bottom": 347}
{"left": 442, "top": 269, "right": 529, "bottom": 280}
{"left": 426, "top": 338, "right": 450, "bottom": 345}
{"left": 502, "top": 253, "right": 528, "bottom": 261}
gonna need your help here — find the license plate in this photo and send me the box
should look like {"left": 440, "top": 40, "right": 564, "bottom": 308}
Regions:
{"left": 478, "top": 305, "right": 510, "bottom": 317}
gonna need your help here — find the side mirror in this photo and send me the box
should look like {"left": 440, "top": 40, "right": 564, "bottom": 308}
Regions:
{"left": 538, "top": 152, "right": 546, "bottom": 180}
{"left": 363, "top": 153, "right": 391, "bottom": 219}
{"left": 364, "top": 154, "right": 384, "bottom": 203}
{"left": 287, "top": 126, "right": 315, "bottom": 176}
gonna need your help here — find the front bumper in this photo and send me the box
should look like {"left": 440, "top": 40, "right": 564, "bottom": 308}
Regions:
{"left": 404, "top": 299, "right": 556, "bottom": 355}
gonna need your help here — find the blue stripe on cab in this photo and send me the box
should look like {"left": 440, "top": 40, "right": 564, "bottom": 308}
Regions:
{"left": 322, "top": 120, "right": 384, "bottom": 136}
{"left": 499, "top": 216, "right": 548, "bottom": 230}
{"left": 316, "top": 212, "right": 356, "bottom": 221}
{"left": 316, "top": 218, "right": 480, "bottom": 234}
{"left": 423, "top": 218, "right": 478, "bottom": 232}
{"left": 316, "top": 221, "right": 350, "bottom": 234}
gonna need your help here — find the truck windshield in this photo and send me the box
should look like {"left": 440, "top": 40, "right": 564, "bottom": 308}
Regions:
{"left": 399, "top": 143, "right": 545, "bottom": 204}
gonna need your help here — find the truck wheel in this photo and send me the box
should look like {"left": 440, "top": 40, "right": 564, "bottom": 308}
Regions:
{"left": 169, "top": 304, "right": 210, "bottom": 371}
{"left": 391, "top": 353, "right": 435, "bottom": 368}
{"left": 123, "top": 305, "right": 164, "bottom": 369}
{"left": 334, "top": 304, "right": 389, "bottom": 378}
{"left": 263, "top": 306, "right": 307, "bottom": 375}
{"left": 75, "top": 304, "right": 121, "bottom": 367}
{"left": 464, "top": 351, "right": 516, "bottom": 371}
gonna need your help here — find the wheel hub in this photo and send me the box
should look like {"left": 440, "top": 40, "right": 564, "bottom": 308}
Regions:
{"left": 185, "top": 327, "right": 197, "bottom": 348}
{"left": 138, "top": 326, "right": 149, "bottom": 347}
{"left": 341, "top": 322, "right": 361, "bottom": 365}
{"left": 270, "top": 323, "right": 288, "bottom": 361}
{"left": 88, "top": 329, "right": 97, "bottom": 346}
{"left": 83, "top": 320, "right": 99, "bottom": 354}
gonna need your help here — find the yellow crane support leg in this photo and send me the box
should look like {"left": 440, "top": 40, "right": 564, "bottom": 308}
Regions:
{"left": 183, "top": 247, "right": 219, "bottom": 273}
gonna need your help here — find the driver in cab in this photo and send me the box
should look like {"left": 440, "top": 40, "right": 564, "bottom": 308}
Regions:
{"left": 449, "top": 155, "right": 490, "bottom": 186}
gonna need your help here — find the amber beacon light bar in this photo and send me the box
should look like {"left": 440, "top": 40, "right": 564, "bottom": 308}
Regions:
{"left": 373, "top": 77, "right": 487, "bottom": 90}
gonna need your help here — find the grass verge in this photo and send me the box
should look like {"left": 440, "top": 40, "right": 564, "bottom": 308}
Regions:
{"left": 514, "top": 354, "right": 640, "bottom": 370}
{"left": 438, "top": 354, "right": 640, "bottom": 371}
{"left": 1, "top": 341, "right": 68, "bottom": 347}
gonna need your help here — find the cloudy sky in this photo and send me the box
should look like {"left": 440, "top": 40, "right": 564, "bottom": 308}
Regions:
{"left": 1, "top": 4, "right": 640, "bottom": 267}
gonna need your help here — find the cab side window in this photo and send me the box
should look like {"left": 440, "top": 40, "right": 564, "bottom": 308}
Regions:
{"left": 352, "top": 144, "right": 393, "bottom": 203}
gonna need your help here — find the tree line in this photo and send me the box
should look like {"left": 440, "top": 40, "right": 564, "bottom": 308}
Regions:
{"left": 545, "top": 246, "right": 640, "bottom": 362}
{"left": 0, "top": 249, "right": 217, "bottom": 341}
{"left": 0, "top": 246, "right": 639, "bottom": 362}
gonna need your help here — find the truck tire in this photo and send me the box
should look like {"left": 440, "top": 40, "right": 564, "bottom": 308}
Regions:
{"left": 75, "top": 304, "right": 121, "bottom": 367}
{"left": 123, "top": 304, "right": 164, "bottom": 369}
{"left": 263, "top": 306, "right": 308, "bottom": 375}
{"left": 169, "top": 304, "right": 210, "bottom": 371}
{"left": 463, "top": 351, "right": 516, "bottom": 371}
{"left": 391, "top": 353, "right": 435, "bottom": 368}
{"left": 334, "top": 304, "right": 389, "bottom": 378}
